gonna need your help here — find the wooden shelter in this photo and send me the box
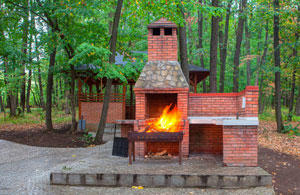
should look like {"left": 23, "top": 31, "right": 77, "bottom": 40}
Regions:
{"left": 75, "top": 60, "right": 209, "bottom": 131}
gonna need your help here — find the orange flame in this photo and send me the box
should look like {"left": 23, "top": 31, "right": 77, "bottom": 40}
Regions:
{"left": 146, "top": 104, "right": 182, "bottom": 133}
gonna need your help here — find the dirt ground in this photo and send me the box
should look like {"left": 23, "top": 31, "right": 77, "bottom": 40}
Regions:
{"left": 258, "top": 147, "right": 300, "bottom": 195}
{"left": 0, "top": 124, "right": 87, "bottom": 147}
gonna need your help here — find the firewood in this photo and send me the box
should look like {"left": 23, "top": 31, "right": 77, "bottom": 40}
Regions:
{"left": 155, "top": 150, "right": 167, "bottom": 156}
{"left": 138, "top": 125, "right": 151, "bottom": 132}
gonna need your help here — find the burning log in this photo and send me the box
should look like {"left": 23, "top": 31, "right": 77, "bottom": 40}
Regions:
{"left": 137, "top": 104, "right": 182, "bottom": 133}
{"left": 145, "top": 150, "right": 173, "bottom": 160}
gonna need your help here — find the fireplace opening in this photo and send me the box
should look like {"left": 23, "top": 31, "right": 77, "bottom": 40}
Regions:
{"left": 145, "top": 93, "right": 180, "bottom": 155}
{"left": 146, "top": 93, "right": 177, "bottom": 118}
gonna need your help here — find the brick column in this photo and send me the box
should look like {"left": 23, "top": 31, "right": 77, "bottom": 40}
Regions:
{"left": 178, "top": 89, "right": 189, "bottom": 157}
{"left": 134, "top": 92, "right": 146, "bottom": 156}
{"left": 223, "top": 126, "right": 258, "bottom": 166}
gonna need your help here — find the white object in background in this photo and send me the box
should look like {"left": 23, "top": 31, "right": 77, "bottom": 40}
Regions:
{"left": 242, "top": 97, "right": 246, "bottom": 108}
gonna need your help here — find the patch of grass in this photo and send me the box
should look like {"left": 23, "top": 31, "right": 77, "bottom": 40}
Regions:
{"left": 259, "top": 107, "right": 300, "bottom": 123}
{"left": 259, "top": 109, "right": 276, "bottom": 121}
{"left": 0, "top": 108, "right": 74, "bottom": 125}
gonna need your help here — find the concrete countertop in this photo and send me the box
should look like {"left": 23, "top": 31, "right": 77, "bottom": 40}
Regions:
{"left": 188, "top": 117, "right": 259, "bottom": 126}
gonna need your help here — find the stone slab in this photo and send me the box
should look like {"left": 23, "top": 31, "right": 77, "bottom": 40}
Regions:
{"left": 50, "top": 173, "right": 272, "bottom": 188}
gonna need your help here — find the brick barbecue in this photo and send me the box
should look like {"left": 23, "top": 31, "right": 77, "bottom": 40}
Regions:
{"left": 128, "top": 18, "right": 259, "bottom": 167}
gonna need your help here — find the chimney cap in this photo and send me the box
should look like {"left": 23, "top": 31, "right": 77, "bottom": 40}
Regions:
{"left": 147, "top": 18, "right": 177, "bottom": 29}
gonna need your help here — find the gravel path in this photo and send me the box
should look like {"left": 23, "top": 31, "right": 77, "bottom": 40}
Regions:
{"left": 0, "top": 133, "right": 274, "bottom": 195}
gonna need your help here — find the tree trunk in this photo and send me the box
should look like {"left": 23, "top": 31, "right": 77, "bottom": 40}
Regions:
{"left": 179, "top": 25, "right": 189, "bottom": 85}
{"left": 69, "top": 66, "right": 77, "bottom": 132}
{"left": 45, "top": 36, "right": 56, "bottom": 131}
{"left": 209, "top": 0, "right": 219, "bottom": 93}
{"left": 26, "top": 69, "right": 32, "bottom": 113}
{"left": 245, "top": 19, "right": 251, "bottom": 86}
{"left": 254, "top": 28, "right": 262, "bottom": 86}
{"left": 233, "top": 0, "right": 247, "bottom": 92}
{"left": 9, "top": 95, "right": 17, "bottom": 117}
{"left": 289, "top": 8, "right": 299, "bottom": 120}
{"left": 0, "top": 95, "right": 4, "bottom": 112}
{"left": 295, "top": 84, "right": 300, "bottom": 116}
{"left": 26, "top": 30, "right": 33, "bottom": 113}
{"left": 187, "top": 12, "right": 193, "bottom": 63}
{"left": 4, "top": 57, "right": 17, "bottom": 117}
{"left": 288, "top": 68, "right": 296, "bottom": 121}
{"left": 197, "top": 0, "right": 207, "bottom": 92}
{"left": 20, "top": 0, "right": 29, "bottom": 113}
{"left": 95, "top": 0, "right": 123, "bottom": 144}
{"left": 257, "top": 21, "right": 269, "bottom": 113}
{"left": 65, "top": 82, "right": 70, "bottom": 114}
{"left": 219, "top": 0, "right": 232, "bottom": 93}
{"left": 35, "top": 34, "right": 45, "bottom": 109}
{"left": 273, "top": 0, "right": 283, "bottom": 132}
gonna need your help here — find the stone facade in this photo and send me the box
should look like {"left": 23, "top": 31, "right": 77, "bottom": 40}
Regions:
{"left": 135, "top": 61, "right": 189, "bottom": 89}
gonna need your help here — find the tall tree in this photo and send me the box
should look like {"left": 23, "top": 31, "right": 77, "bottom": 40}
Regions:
{"left": 295, "top": 81, "right": 300, "bottom": 116}
{"left": 245, "top": 19, "right": 251, "bottom": 85}
{"left": 20, "top": 0, "right": 29, "bottom": 113}
{"left": 209, "top": 0, "right": 219, "bottom": 93}
{"left": 257, "top": 21, "right": 269, "bottom": 114}
{"left": 26, "top": 8, "right": 34, "bottom": 113}
{"left": 198, "top": 0, "right": 207, "bottom": 92}
{"left": 45, "top": 27, "right": 57, "bottom": 131}
{"left": 233, "top": 0, "right": 247, "bottom": 92}
{"left": 219, "top": 0, "right": 232, "bottom": 92}
{"left": 95, "top": 0, "right": 124, "bottom": 144}
{"left": 178, "top": 5, "right": 189, "bottom": 84}
{"left": 273, "top": 0, "right": 283, "bottom": 132}
{"left": 35, "top": 34, "right": 45, "bottom": 109}
{"left": 288, "top": 5, "right": 299, "bottom": 120}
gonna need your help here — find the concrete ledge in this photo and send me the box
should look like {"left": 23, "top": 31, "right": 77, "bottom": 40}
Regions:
{"left": 188, "top": 117, "right": 259, "bottom": 126}
{"left": 50, "top": 173, "right": 272, "bottom": 188}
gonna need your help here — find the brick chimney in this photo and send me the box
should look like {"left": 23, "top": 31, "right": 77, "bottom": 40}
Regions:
{"left": 135, "top": 18, "right": 188, "bottom": 89}
{"left": 147, "top": 18, "right": 178, "bottom": 61}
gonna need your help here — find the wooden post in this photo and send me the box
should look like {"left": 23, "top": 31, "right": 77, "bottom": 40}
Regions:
{"left": 78, "top": 79, "right": 82, "bottom": 120}
{"left": 130, "top": 84, "right": 133, "bottom": 119}
{"left": 194, "top": 74, "right": 197, "bottom": 93}
{"left": 122, "top": 84, "right": 126, "bottom": 119}
{"left": 133, "top": 141, "right": 135, "bottom": 161}
{"left": 129, "top": 141, "right": 132, "bottom": 165}
{"left": 179, "top": 141, "right": 182, "bottom": 165}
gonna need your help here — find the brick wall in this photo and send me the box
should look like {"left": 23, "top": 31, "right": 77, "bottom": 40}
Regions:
{"left": 189, "top": 86, "right": 259, "bottom": 117}
{"left": 148, "top": 28, "right": 177, "bottom": 61}
{"left": 134, "top": 88, "right": 189, "bottom": 157}
{"left": 223, "top": 126, "right": 258, "bottom": 166}
{"left": 81, "top": 102, "right": 123, "bottom": 124}
{"left": 238, "top": 86, "right": 259, "bottom": 117}
{"left": 189, "top": 124, "right": 223, "bottom": 155}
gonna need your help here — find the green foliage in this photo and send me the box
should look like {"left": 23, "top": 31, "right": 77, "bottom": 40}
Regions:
{"left": 282, "top": 123, "right": 300, "bottom": 136}
{"left": 80, "top": 133, "right": 95, "bottom": 145}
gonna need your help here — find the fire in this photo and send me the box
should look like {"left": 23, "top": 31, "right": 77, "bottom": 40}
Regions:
{"left": 145, "top": 104, "right": 182, "bottom": 133}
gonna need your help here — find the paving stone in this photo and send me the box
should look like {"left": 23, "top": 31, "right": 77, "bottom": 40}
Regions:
{"left": 68, "top": 173, "right": 82, "bottom": 185}
{"left": 222, "top": 176, "right": 238, "bottom": 187}
{"left": 85, "top": 174, "right": 97, "bottom": 185}
{"left": 153, "top": 175, "right": 166, "bottom": 187}
{"left": 51, "top": 173, "right": 67, "bottom": 185}
{"left": 170, "top": 175, "right": 185, "bottom": 187}
{"left": 207, "top": 175, "right": 219, "bottom": 187}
